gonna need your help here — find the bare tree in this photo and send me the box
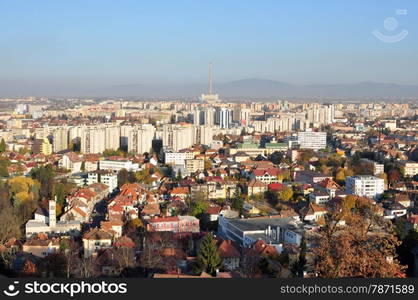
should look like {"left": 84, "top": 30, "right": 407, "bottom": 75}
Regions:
{"left": 60, "top": 239, "right": 81, "bottom": 278}
{"left": 78, "top": 257, "right": 97, "bottom": 278}
{"left": 0, "top": 206, "right": 20, "bottom": 245}
{"left": 113, "top": 247, "right": 136, "bottom": 274}
{"left": 139, "top": 232, "right": 174, "bottom": 272}
{"left": 238, "top": 248, "right": 260, "bottom": 278}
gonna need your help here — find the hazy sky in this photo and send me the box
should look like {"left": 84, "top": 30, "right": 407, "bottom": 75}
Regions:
{"left": 0, "top": 0, "right": 417, "bottom": 87}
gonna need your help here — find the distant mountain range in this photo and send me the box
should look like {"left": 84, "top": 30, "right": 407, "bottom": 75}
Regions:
{"left": 1, "top": 78, "right": 418, "bottom": 98}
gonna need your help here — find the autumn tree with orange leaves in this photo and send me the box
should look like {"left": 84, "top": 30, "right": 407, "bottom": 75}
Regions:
{"left": 313, "top": 196, "right": 405, "bottom": 278}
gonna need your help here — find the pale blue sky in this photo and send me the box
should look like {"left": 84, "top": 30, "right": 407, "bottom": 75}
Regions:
{"left": 0, "top": 0, "right": 417, "bottom": 88}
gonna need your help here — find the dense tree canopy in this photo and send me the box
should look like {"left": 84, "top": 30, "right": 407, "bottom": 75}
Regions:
{"left": 313, "top": 197, "right": 405, "bottom": 278}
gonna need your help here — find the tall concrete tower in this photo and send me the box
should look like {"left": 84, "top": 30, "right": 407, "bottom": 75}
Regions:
{"left": 200, "top": 62, "right": 219, "bottom": 103}
{"left": 208, "top": 62, "right": 213, "bottom": 95}
{"left": 49, "top": 197, "right": 56, "bottom": 228}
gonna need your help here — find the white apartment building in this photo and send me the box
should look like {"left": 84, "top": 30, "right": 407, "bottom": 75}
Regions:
{"left": 162, "top": 124, "right": 194, "bottom": 152}
{"left": 194, "top": 125, "right": 213, "bottom": 147}
{"left": 81, "top": 127, "right": 106, "bottom": 154}
{"left": 193, "top": 109, "right": 203, "bottom": 126}
{"left": 297, "top": 131, "right": 327, "bottom": 150}
{"left": 217, "top": 107, "right": 232, "bottom": 129}
{"left": 104, "top": 126, "right": 121, "bottom": 150}
{"left": 128, "top": 124, "right": 156, "bottom": 154}
{"left": 69, "top": 126, "right": 84, "bottom": 142}
{"left": 87, "top": 170, "right": 118, "bottom": 192}
{"left": 345, "top": 175, "right": 385, "bottom": 199}
{"left": 99, "top": 159, "right": 139, "bottom": 173}
{"left": 204, "top": 107, "right": 215, "bottom": 126}
{"left": 165, "top": 150, "right": 195, "bottom": 166}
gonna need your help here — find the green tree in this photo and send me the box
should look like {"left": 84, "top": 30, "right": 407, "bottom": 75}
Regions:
{"left": 103, "top": 149, "right": 124, "bottom": 157}
{"left": 277, "top": 186, "right": 293, "bottom": 202}
{"left": 187, "top": 191, "right": 209, "bottom": 217}
{"left": 0, "top": 138, "right": 6, "bottom": 152}
{"left": 30, "top": 164, "right": 55, "bottom": 199}
{"left": 300, "top": 149, "right": 315, "bottom": 162}
{"left": 54, "top": 180, "right": 75, "bottom": 209}
{"left": 196, "top": 233, "right": 222, "bottom": 276}
{"left": 0, "top": 158, "right": 10, "bottom": 177}
{"left": 117, "top": 169, "right": 129, "bottom": 187}
{"left": 231, "top": 187, "right": 244, "bottom": 213}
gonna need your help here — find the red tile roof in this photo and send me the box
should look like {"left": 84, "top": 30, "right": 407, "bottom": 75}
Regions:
{"left": 268, "top": 183, "right": 284, "bottom": 191}
{"left": 218, "top": 239, "right": 240, "bottom": 258}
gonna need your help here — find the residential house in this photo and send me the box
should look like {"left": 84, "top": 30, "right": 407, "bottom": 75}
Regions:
{"left": 300, "top": 203, "right": 328, "bottom": 223}
{"left": 82, "top": 228, "right": 113, "bottom": 258}
{"left": 247, "top": 179, "right": 267, "bottom": 196}
{"left": 217, "top": 239, "right": 240, "bottom": 270}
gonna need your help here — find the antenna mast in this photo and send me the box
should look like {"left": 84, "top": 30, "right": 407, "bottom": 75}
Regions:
{"left": 208, "top": 62, "right": 213, "bottom": 94}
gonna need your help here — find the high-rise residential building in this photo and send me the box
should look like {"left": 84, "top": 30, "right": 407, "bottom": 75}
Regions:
{"left": 53, "top": 128, "right": 69, "bottom": 153}
{"left": 32, "top": 138, "right": 53, "bottom": 156}
{"left": 345, "top": 175, "right": 385, "bottom": 199}
{"left": 69, "top": 126, "right": 84, "bottom": 142}
{"left": 163, "top": 124, "right": 194, "bottom": 151}
{"left": 297, "top": 131, "right": 327, "bottom": 150}
{"left": 81, "top": 127, "right": 106, "bottom": 154}
{"left": 104, "top": 126, "right": 120, "bottom": 150}
{"left": 193, "top": 108, "right": 203, "bottom": 126}
{"left": 239, "top": 108, "right": 251, "bottom": 126}
{"left": 204, "top": 107, "right": 215, "bottom": 126}
{"left": 128, "top": 124, "right": 156, "bottom": 154}
{"left": 15, "top": 104, "right": 28, "bottom": 115}
{"left": 217, "top": 107, "right": 232, "bottom": 129}
{"left": 306, "top": 104, "right": 335, "bottom": 126}
{"left": 194, "top": 125, "right": 213, "bottom": 146}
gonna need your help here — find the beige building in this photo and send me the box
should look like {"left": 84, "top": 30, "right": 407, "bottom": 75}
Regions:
{"left": 399, "top": 161, "right": 418, "bottom": 177}
{"left": 53, "top": 128, "right": 69, "bottom": 153}
{"left": 82, "top": 228, "right": 113, "bottom": 258}
{"left": 23, "top": 237, "right": 61, "bottom": 258}
{"left": 247, "top": 180, "right": 267, "bottom": 196}
{"left": 185, "top": 158, "right": 204, "bottom": 174}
